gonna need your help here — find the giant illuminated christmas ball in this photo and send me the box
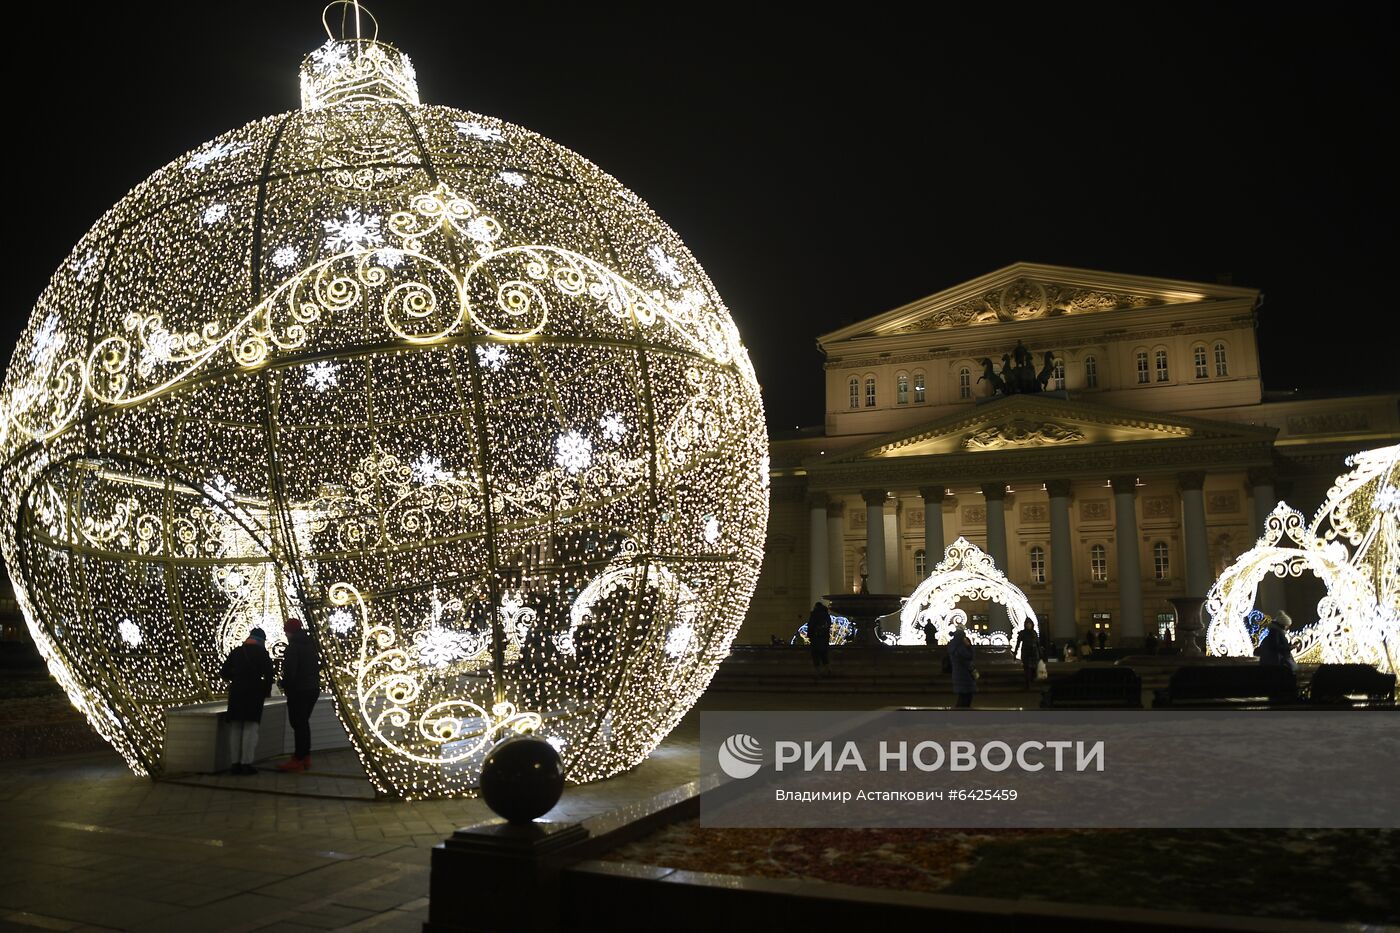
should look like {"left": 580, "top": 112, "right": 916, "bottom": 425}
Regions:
{"left": 0, "top": 16, "right": 768, "bottom": 796}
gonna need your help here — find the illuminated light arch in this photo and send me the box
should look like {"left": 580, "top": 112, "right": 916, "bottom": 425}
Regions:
{"left": 790, "top": 614, "right": 856, "bottom": 646}
{"left": 0, "top": 18, "right": 768, "bottom": 797}
{"left": 1205, "top": 445, "right": 1399, "bottom": 674}
{"left": 896, "top": 537, "right": 1039, "bottom": 646}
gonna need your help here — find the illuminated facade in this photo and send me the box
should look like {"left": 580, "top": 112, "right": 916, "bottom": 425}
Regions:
{"left": 751, "top": 263, "right": 1400, "bottom": 647}
{"left": 0, "top": 24, "right": 767, "bottom": 796}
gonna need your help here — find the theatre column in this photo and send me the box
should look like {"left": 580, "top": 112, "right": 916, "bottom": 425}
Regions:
{"left": 861, "top": 489, "right": 888, "bottom": 593}
{"left": 1111, "top": 475, "right": 1145, "bottom": 646}
{"left": 826, "top": 500, "right": 846, "bottom": 593}
{"left": 1047, "top": 479, "right": 1077, "bottom": 641}
{"left": 807, "top": 493, "right": 829, "bottom": 607}
{"left": 1179, "top": 471, "right": 1211, "bottom": 597}
{"left": 1249, "top": 467, "right": 1286, "bottom": 615}
{"left": 981, "top": 483, "right": 1010, "bottom": 631}
{"left": 919, "top": 485, "right": 947, "bottom": 571}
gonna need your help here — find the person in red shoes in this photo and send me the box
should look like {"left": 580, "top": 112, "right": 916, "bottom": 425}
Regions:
{"left": 277, "top": 617, "right": 321, "bottom": 773}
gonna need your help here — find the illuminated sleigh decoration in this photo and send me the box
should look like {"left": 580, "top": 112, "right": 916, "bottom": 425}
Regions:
{"left": 1205, "top": 445, "right": 1399, "bottom": 674}
{"left": 896, "top": 536, "right": 1039, "bottom": 646}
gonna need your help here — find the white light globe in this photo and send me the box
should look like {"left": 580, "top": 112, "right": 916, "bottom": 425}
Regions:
{"left": 0, "top": 28, "right": 768, "bottom": 797}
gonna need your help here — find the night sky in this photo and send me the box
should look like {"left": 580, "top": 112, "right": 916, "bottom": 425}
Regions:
{"left": 9, "top": 3, "right": 1394, "bottom": 431}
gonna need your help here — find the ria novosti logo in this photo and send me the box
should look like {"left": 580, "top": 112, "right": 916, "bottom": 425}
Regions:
{"left": 717, "top": 733, "right": 764, "bottom": 779}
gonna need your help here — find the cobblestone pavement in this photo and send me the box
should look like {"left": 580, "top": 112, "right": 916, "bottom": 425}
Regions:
{"left": 0, "top": 690, "right": 1031, "bottom": 932}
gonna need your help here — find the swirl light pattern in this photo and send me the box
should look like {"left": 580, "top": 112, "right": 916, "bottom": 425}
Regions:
{"left": 896, "top": 537, "right": 1039, "bottom": 646}
{"left": 0, "top": 21, "right": 768, "bottom": 797}
{"left": 1205, "top": 445, "right": 1399, "bottom": 674}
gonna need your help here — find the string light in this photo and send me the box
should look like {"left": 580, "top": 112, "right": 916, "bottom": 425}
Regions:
{"left": 0, "top": 10, "right": 767, "bottom": 797}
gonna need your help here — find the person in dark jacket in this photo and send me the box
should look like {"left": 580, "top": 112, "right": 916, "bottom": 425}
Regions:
{"left": 806, "top": 602, "right": 831, "bottom": 676}
{"left": 1254, "top": 610, "right": 1296, "bottom": 670}
{"left": 948, "top": 625, "right": 976, "bottom": 708}
{"left": 1014, "top": 619, "right": 1040, "bottom": 689}
{"left": 220, "top": 627, "right": 274, "bottom": 775}
{"left": 277, "top": 617, "right": 321, "bottom": 773}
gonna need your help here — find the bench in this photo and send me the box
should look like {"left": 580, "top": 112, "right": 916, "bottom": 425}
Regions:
{"left": 1040, "top": 666, "right": 1143, "bottom": 708}
{"left": 1306, "top": 663, "right": 1397, "bottom": 706}
{"left": 162, "top": 694, "right": 350, "bottom": 774}
{"left": 1152, "top": 663, "right": 1297, "bottom": 708}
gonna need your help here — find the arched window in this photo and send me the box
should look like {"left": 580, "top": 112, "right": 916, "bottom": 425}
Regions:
{"left": 896, "top": 373, "right": 909, "bottom": 405}
{"left": 1029, "top": 545, "right": 1046, "bottom": 584}
{"left": 914, "top": 548, "right": 927, "bottom": 577}
{"left": 1153, "top": 541, "right": 1170, "bottom": 580}
{"left": 1052, "top": 359, "right": 1065, "bottom": 391}
{"left": 1135, "top": 350, "right": 1149, "bottom": 385}
{"left": 1214, "top": 342, "right": 1229, "bottom": 377}
{"left": 1084, "top": 355, "right": 1098, "bottom": 389}
{"left": 864, "top": 376, "right": 876, "bottom": 407}
{"left": 1193, "top": 344, "right": 1208, "bottom": 379}
{"left": 958, "top": 367, "right": 971, "bottom": 400}
{"left": 914, "top": 372, "right": 926, "bottom": 403}
{"left": 1090, "top": 544, "right": 1108, "bottom": 582}
{"left": 1154, "top": 348, "right": 1169, "bottom": 382}
{"left": 848, "top": 377, "right": 859, "bottom": 409}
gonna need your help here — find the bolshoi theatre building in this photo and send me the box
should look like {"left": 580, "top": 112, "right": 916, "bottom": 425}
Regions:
{"left": 745, "top": 263, "right": 1400, "bottom": 647}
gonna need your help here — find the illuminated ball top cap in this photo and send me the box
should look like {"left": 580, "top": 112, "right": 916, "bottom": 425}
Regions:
{"left": 0, "top": 10, "right": 768, "bottom": 798}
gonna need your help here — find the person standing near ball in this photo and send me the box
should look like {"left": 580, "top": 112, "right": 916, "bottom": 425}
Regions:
{"left": 277, "top": 617, "right": 321, "bottom": 773}
{"left": 220, "top": 627, "right": 274, "bottom": 775}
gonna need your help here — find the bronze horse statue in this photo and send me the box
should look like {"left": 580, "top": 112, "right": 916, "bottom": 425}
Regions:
{"left": 977, "top": 345, "right": 1060, "bottom": 397}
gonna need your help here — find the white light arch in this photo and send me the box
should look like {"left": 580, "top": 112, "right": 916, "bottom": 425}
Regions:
{"left": 897, "top": 537, "right": 1039, "bottom": 646}
{"left": 1205, "top": 445, "right": 1399, "bottom": 673}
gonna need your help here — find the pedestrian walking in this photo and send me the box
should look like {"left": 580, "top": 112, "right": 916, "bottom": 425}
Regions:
{"left": 948, "top": 625, "right": 976, "bottom": 708}
{"left": 1254, "top": 610, "right": 1297, "bottom": 670}
{"left": 806, "top": 601, "right": 831, "bottom": 676}
{"left": 220, "top": 627, "right": 274, "bottom": 775}
{"left": 1014, "top": 619, "right": 1039, "bottom": 689}
{"left": 277, "top": 617, "right": 321, "bottom": 773}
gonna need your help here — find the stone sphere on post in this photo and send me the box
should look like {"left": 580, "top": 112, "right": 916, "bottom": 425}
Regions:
{"left": 480, "top": 737, "right": 566, "bottom": 824}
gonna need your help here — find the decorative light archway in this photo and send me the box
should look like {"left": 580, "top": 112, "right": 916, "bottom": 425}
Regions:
{"left": 0, "top": 12, "right": 769, "bottom": 797}
{"left": 896, "top": 537, "right": 1039, "bottom": 646}
{"left": 1205, "top": 445, "right": 1398, "bottom": 673}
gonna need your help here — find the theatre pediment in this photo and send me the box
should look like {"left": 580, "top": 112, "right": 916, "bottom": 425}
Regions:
{"left": 818, "top": 262, "right": 1258, "bottom": 343}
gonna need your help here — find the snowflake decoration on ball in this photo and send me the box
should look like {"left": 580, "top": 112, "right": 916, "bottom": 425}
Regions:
{"left": 464, "top": 217, "right": 498, "bottom": 245}
{"left": 476, "top": 345, "right": 507, "bottom": 370}
{"left": 375, "top": 247, "right": 407, "bottom": 268}
{"left": 28, "top": 314, "right": 65, "bottom": 365}
{"left": 322, "top": 208, "right": 384, "bottom": 251}
{"left": 329, "top": 608, "right": 356, "bottom": 635}
{"left": 303, "top": 361, "right": 340, "bottom": 392}
{"left": 555, "top": 431, "right": 593, "bottom": 474}
{"left": 599, "top": 413, "right": 627, "bottom": 443}
{"left": 70, "top": 251, "right": 100, "bottom": 282}
{"left": 499, "top": 171, "right": 526, "bottom": 188}
{"left": 664, "top": 622, "right": 695, "bottom": 658}
{"left": 1376, "top": 485, "right": 1400, "bottom": 514}
{"left": 200, "top": 203, "right": 230, "bottom": 226}
{"left": 271, "top": 245, "right": 301, "bottom": 269}
{"left": 454, "top": 120, "right": 503, "bottom": 142}
{"left": 309, "top": 40, "right": 351, "bottom": 74}
{"left": 647, "top": 245, "right": 685, "bottom": 286}
{"left": 410, "top": 452, "right": 451, "bottom": 486}
{"left": 413, "top": 626, "right": 477, "bottom": 669}
{"left": 185, "top": 141, "right": 250, "bottom": 171}
{"left": 119, "top": 620, "right": 142, "bottom": 648}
